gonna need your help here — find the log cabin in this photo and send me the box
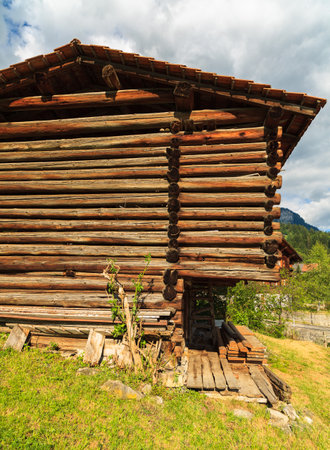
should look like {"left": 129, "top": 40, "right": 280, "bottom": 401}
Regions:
{"left": 0, "top": 39, "right": 326, "bottom": 357}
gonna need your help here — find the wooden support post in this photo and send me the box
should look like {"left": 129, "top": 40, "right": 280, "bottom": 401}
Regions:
{"left": 83, "top": 330, "right": 105, "bottom": 366}
{"left": 33, "top": 72, "right": 54, "bottom": 96}
{"left": 3, "top": 324, "right": 30, "bottom": 351}
{"left": 173, "top": 82, "right": 194, "bottom": 112}
{"left": 102, "top": 65, "right": 121, "bottom": 90}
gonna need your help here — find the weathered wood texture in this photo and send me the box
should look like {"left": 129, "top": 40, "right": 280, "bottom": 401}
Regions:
{"left": 0, "top": 100, "right": 282, "bottom": 336}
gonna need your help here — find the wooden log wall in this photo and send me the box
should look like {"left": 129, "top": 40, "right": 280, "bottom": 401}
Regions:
{"left": 0, "top": 88, "right": 282, "bottom": 349}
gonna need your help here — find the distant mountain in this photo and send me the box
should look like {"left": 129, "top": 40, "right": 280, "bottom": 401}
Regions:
{"left": 277, "top": 208, "right": 319, "bottom": 231}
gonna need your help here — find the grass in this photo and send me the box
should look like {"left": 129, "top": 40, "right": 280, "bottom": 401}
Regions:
{"left": 0, "top": 332, "right": 329, "bottom": 449}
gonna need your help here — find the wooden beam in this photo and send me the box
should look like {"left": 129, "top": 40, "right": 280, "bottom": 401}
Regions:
{"left": 101, "top": 64, "right": 121, "bottom": 90}
{"left": 81, "top": 56, "right": 320, "bottom": 117}
{"left": 0, "top": 89, "right": 174, "bottom": 112}
{"left": 0, "top": 108, "right": 266, "bottom": 140}
{"left": 173, "top": 82, "right": 194, "bottom": 112}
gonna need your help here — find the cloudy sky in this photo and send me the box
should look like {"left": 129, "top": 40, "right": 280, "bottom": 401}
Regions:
{"left": 1, "top": 0, "right": 329, "bottom": 230}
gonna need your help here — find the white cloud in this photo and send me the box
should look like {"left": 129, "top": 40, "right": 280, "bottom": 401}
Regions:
{"left": 0, "top": 0, "right": 329, "bottom": 229}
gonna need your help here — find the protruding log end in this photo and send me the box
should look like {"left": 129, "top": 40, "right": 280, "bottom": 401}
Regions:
{"left": 168, "top": 183, "right": 180, "bottom": 197}
{"left": 170, "top": 120, "right": 181, "bottom": 134}
{"left": 265, "top": 255, "right": 278, "bottom": 268}
{"left": 267, "top": 165, "right": 281, "bottom": 179}
{"left": 166, "top": 249, "right": 179, "bottom": 263}
{"left": 167, "top": 198, "right": 180, "bottom": 212}
{"left": 166, "top": 147, "right": 180, "bottom": 159}
{"left": 34, "top": 72, "right": 54, "bottom": 96}
{"left": 102, "top": 65, "right": 121, "bottom": 90}
{"left": 169, "top": 212, "right": 178, "bottom": 224}
{"left": 262, "top": 239, "right": 279, "bottom": 255}
{"left": 264, "top": 226, "right": 274, "bottom": 236}
{"left": 168, "top": 224, "right": 180, "bottom": 238}
{"left": 163, "top": 269, "right": 178, "bottom": 285}
{"left": 265, "top": 185, "right": 277, "bottom": 198}
{"left": 167, "top": 168, "right": 180, "bottom": 183}
{"left": 168, "top": 239, "right": 179, "bottom": 249}
{"left": 163, "top": 285, "right": 177, "bottom": 301}
{"left": 267, "top": 140, "right": 279, "bottom": 153}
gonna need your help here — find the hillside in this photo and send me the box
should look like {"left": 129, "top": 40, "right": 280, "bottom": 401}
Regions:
{"left": 281, "top": 223, "right": 330, "bottom": 259}
{"left": 278, "top": 208, "right": 318, "bottom": 231}
{"left": 0, "top": 332, "right": 329, "bottom": 449}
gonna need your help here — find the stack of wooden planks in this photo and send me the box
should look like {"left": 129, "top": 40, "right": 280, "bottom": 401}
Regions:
{"left": 217, "top": 322, "right": 267, "bottom": 364}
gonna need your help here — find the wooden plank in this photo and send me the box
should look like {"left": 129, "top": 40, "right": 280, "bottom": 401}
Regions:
{"left": 186, "top": 353, "right": 203, "bottom": 390}
{"left": 219, "top": 358, "right": 240, "bottom": 391}
{"left": 233, "top": 368, "right": 264, "bottom": 398}
{"left": 248, "top": 365, "right": 278, "bottom": 406}
{"left": 3, "top": 324, "right": 30, "bottom": 351}
{"left": 263, "top": 365, "right": 292, "bottom": 393}
{"left": 207, "top": 352, "right": 226, "bottom": 390}
{"left": 83, "top": 330, "right": 105, "bottom": 366}
{"left": 201, "top": 353, "right": 215, "bottom": 390}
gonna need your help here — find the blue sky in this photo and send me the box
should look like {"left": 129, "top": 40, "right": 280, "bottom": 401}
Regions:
{"left": 0, "top": 0, "right": 329, "bottom": 230}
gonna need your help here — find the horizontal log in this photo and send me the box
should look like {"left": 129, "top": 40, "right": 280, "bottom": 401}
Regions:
{"left": 0, "top": 147, "right": 168, "bottom": 162}
{"left": 0, "top": 126, "right": 268, "bottom": 150}
{"left": 179, "top": 176, "right": 281, "bottom": 192}
{"left": 0, "top": 219, "right": 169, "bottom": 231}
{"left": 0, "top": 179, "right": 169, "bottom": 194}
{"left": 0, "top": 229, "right": 279, "bottom": 247}
{"left": 180, "top": 151, "right": 268, "bottom": 165}
{"left": 0, "top": 244, "right": 168, "bottom": 257}
{"left": 0, "top": 291, "right": 182, "bottom": 310}
{"left": 0, "top": 109, "right": 266, "bottom": 140}
{"left": 0, "top": 155, "right": 168, "bottom": 170}
{"left": 0, "top": 175, "right": 281, "bottom": 194}
{"left": 0, "top": 89, "right": 175, "bottom": 111}
{"left": 0, "top": 193, "right": 168, "bottom": 207}
{"left": 180, "top": 192, "right": 281, "bottom": 207}
{"left": 178, "top": 231, "right": 282, "bottom": 246}
{"left": 0, "top": 274, "right": 164, "bottom": 292}
{"left": 0, "top": 163, "right": 281, "bottom": 183}
{"left": 0, "top": 256, "right": 171, "bottom": 273}
{"left": 0, "top": 231, "right": 168, "bottom": 245}
{"left": 0, "top": 150, "right": 267, "bottom": 172}
{"left": 0, "top": 244, "right": 280, "bottom": 264}
{"left": 177, "top": 267, "right": 280, "bottom": 282}
{"left": 0, "top": 306, "right": 174, "bottom": 321}
{"left": 0, "top": 206, "right": 281, "bottom": 220}
{"left": 0, "top": 142, "right": 268, "bottom": 161}
{"left": 179, "top": 220, "right": 281, "bottom": 231}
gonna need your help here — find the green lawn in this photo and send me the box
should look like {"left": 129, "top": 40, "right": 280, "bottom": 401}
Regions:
{"left": 0, "top": 333, "right": 329, "bottom": 449}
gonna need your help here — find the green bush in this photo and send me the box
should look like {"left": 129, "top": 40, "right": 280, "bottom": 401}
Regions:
{"left": 226, "top": 281, "right": 267, "bottom": 332}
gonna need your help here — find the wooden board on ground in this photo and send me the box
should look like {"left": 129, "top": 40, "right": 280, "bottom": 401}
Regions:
{"left": 83, "top": 329, "right": 105, "bottom": 366}
{"left": 219, "top": 358, "right": 240, "bottom": 391}
{"left": 232, "top": 367, "right": 264, "bottom": 398}
{"left": 186, "top": 353, "right": 203, "bottom": 390}
{"left": 248, "top": 365, "right": 278, "bottom": 406}
{"left": 201, "top": 353, "right": 215, "bottom": 390}
{"left": 3, "top": 324, "right": 30, "bottom": 351}
{"left": 208, "top": 352, "right": 226, "bottom": 390}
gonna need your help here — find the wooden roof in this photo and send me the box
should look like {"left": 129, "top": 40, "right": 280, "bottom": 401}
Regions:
{"left": 0, "top": 39, "right": 326, "bottom": 165}
{"left": 280, "top": 238, "right": 303, "bottom": 263}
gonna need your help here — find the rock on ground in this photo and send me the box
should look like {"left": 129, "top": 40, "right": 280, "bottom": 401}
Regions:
{"left": 283, "top": 404, "right": 299, "bottom": 421}
{"left": 100, "top": 380, "right": 143, "bottom": 400}
{"left": 267, "top": 408, "right": 289, "bottom": 428}
{"left": 76, "top": 367, "right": 99, "bottom": 376}
{"left": 233, "top": 409, "right": 254, "bottom": 419}
{"left": 141, "top": 384, "right": 152, "bottom": 395}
